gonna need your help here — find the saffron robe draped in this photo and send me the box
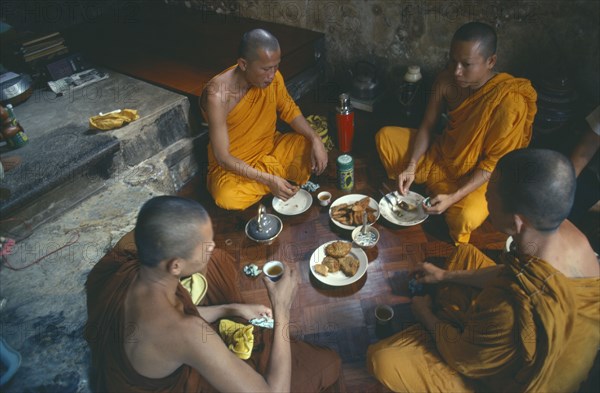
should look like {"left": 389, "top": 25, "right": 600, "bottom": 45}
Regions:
{"left": 376, "top": 73, "right": 537, "bottom": 243}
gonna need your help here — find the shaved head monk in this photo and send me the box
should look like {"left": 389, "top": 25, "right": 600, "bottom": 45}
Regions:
{"left": 377, "top": 21, "right": 537, "bottom": 243}
{"left": 368, "top": 149, "right": 599, "bottom": 392}
{"left": 85, "top": 196, "right": 343, "bottom": 392}
{"left": 201, "top": 29, "right": 328, "bottom": 210}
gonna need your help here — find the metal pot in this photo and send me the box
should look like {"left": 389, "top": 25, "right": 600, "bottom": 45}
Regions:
{"left": 349, "top": 61, "right": 380, "bottom": 100}
{"left": 245, "top": 204, "right": 283, "bottom": 244}
{"left": 0, "top": 72, "right": 33, "bottom": 106}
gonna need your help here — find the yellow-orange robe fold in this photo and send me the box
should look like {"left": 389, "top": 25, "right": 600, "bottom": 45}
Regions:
{"left": 85, "top": 233, "right": 344, "bottom": 392}
{"left": 206, "top": 67, "right": 312, "bottom": 210}
{"left": 376, "top": 73, "right": 537, "bottom": 243}
{"left": 367, "top": 244, "right": 600, "bottom": 392}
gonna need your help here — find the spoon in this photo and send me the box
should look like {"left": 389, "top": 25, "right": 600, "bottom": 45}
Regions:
{"left": 362, "top": 211, "right": 368, "bottom": 234}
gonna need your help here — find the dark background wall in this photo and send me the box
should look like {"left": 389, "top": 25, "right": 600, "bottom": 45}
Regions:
{"left": 2, "top": 0, "right": 598, "bottom": 108}
{"left": 163, "top": 0, "right": 599, "bottom": 109}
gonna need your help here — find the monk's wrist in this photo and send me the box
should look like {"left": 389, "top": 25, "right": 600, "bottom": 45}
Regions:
{"left": 273, "top": 308, "right": 291, "bottom": 323}
{"left": 309, "top": 133, "right": 322, "bottom": 146}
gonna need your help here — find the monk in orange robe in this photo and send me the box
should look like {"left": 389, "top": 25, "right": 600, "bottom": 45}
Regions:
{"left": 85, "top": 196, "right": 343, "bottom": 392}
{"left": 201, "top": 29, "right": 327, "bottom": 210}
{"left": 376, "top": 22, "right": 537, "bottom": 243}
{"left": 367, "top": 149, "right": 600, "bottom": 392}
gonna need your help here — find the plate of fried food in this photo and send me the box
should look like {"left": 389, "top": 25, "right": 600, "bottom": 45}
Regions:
{"left": 379, "top": 190, "right": 428, "bottom": 226}
{"left": 310, "top": 240, "right": 368, "bottom": 286}
{"left": 329, "top": 194, "right": 380, "bottom": 230}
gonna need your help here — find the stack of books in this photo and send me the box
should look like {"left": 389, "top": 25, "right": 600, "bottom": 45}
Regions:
{"left": 19, "top": 32, "right": 68, "bottom": 64}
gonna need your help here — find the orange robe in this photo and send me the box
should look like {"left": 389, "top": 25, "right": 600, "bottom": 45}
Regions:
{"left": 85, "top": 234, "right": 344, "bottom": 392}
{"left": 206, "top": 67, "right": 312, "bottom": 210}
{"left": 376, "top": 73, "right": 537, "bottom": 243}
{"left": 367, "top": 244, "right": 600, "bottom": 392}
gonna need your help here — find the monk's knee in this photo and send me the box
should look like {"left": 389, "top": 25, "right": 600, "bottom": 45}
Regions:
{"left": 446, "top": 204, "right": 489, "bottom": 244}
{"left": 211, "top": 184, "right": 254, "bottom": 211}
{"left": 367, "top": 346, "right": 398, "bottom": 384}
{"left": 375, "top": 126, "right": 395, "bottom": 151}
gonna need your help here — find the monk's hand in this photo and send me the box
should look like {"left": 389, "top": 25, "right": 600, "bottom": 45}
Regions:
{"left": 269, "top": 177, "right": 299, "bottom": 201}
{"left": 398, "top": 167, "right": 416, "bottom": 196}
{"left": 414, "top": 262, "right": 446, "bottom": 284}
{"left": 311, "top": 141, "right": 328, "bottom": 175}
{"left": 422, "top": 194, "right": 454, "bottom": 215}
{"left": 262, "top": 265, "right": 298, "bottom": 316}
{"left": 236, "top": 304, "right": 273, "bottom": 321}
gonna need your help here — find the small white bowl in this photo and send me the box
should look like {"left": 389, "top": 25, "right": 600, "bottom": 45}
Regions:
{"left": 317, "top": 191, "right": 332, "bottom": 206}
{"left": 352, "top": 225, "right": 380, "bottom": 249}
{"left": 263, "top": 261, "right": 284, "bottom": 282}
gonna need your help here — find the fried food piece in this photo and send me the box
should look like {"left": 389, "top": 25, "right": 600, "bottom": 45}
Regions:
{"left": 399, "top": 201, "right": 416, "bottom": 211}
{"left": 339, "top": 255, "right": 360, "bottom": 277}
{"left": 335, "top": 203, "right": 349, "bottom": 210}
{"left": 337, "top": 216, "right": 352, "bottom": 225}
{"left": 322, "top": 256, "right": 340, "bottom": 273}
{"left": 325, "top": 241, "right": 352, "bottom": 258}
{"left": 331, "top": 198, "right": 377, "bottom": 226}
{"left": 367, "top": 212, "right": 376, "bottom": 223}
{"left": 314, "top": 264, "right": 329, "bottom": 277}
{"left": 352, "top": 210, "right": 362, "bottom": 226}
{"left": 357, "top": 197, "right": 370, "bottom": 209}
{"left": 351, "top": 204, "right": 365, "bottom": 212}
{"left": 331, "top": 204, "right": 348, "bottom": 215}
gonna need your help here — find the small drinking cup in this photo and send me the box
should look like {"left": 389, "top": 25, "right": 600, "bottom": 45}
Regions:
{"left": 375, "top": 305, "right": 394, "bottom": 325}
{"left": 263, "top": 261, "right": 284, "bottom": 282}
{"left": 317, "top": 191, "right": 332, "bottom": 206}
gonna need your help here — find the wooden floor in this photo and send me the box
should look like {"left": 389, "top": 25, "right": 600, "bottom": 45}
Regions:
{"left": 178, "top": 90, "right": 508, "bottom": 391}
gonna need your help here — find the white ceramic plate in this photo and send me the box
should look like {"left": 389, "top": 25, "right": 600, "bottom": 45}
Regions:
{"left": 272, "top": 189, "right": 313, "bottom": 215}
{"left": 379, "top": 190, "right": 428, "bottom": 226}
{"left": 328, "top": 194, "right": 380, "bottom": 230}
{"left": 309, "top": 241, "right": 368, "bottom": 286}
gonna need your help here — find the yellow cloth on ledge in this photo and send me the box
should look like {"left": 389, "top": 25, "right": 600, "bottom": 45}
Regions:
{"left": 218, "top": 319, "right": 254, "bottom": 360}
{"left": 89, "top": 109, "right": 139, "bottom": 130}
{"left": 179, "top": 273, "right": 208, "bottom": 306}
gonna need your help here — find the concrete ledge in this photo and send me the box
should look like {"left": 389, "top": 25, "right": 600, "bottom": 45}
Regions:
{"left": 0, "top": 71, "right": 193, "bottom": 237}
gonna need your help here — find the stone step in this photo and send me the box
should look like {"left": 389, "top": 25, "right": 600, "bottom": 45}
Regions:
{"left": 0, "top": 71, "right": 196, "bottom": 239}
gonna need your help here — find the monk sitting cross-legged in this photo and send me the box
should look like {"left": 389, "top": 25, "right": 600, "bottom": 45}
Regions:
{"left": 85, "top": 196, "right": 343, "bottom": 392}
{"left": 367, "top": 149, "right": 599, "bottom": 392}
{"left": 200, "top": 29, "right": 328, "bottom": 210}
{"left": 376, "top": 21, "right": 537, "bottom": 244}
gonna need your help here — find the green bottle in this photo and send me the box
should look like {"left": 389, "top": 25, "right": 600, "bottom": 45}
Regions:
{"left": 337, "top": 154, "right": 354, "bottom": 191}
{"left": 5, "top": 104, "right": 28, "bottom": 149}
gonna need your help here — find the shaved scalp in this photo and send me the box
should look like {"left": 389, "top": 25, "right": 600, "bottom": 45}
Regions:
{"left": 494, "top": 149, "right": 576, "bottom": 232}
{"left": 238, "top": 29, "right": 280, "bottom": 61}
{"left": 452, "top": 21, "right": 497, "bottom": 59}
{"left": 134, "top": 196, "right": 210, "bottom": 267}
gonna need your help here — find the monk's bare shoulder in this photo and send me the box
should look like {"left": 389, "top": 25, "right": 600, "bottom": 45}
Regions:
{"left": 202, "top": 75, "right": 228, "bottom": 111}
{"left": 202, "top": 68, "right": 244, "bottom": 115}
{"left": 562, "top": 222, "right": 600, "bottom": 277}
{"left": 544, "top": 221, "right": 600, "bottom": 279}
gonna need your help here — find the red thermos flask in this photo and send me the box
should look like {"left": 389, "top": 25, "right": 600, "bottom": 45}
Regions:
{"left": 336, "top": 93, "right": 354, "bottom": 153}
